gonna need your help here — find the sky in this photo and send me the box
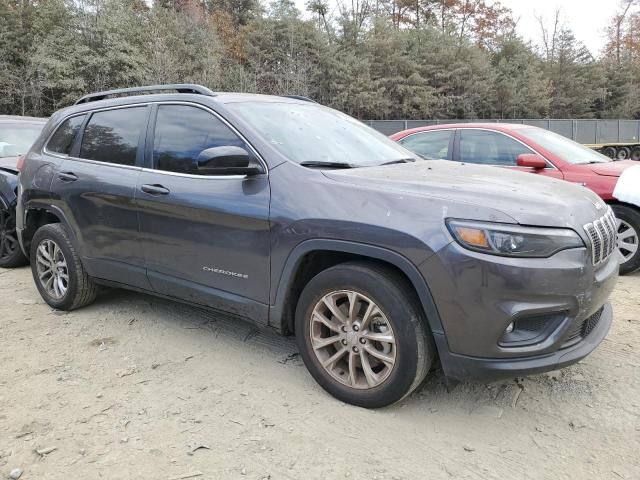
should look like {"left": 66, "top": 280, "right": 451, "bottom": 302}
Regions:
{"left": 497, "top": 0, "right": 622, "bottom": 56}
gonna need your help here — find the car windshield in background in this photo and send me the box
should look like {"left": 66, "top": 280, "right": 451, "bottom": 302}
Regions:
{"left": 0, "top": 124, "right": 44, "bottom": 158}
{"left": 522, "top": 128, "right": 611, "bottom": 165}
{"left": 228, "top": 102, "right": 417, "bottom": 167}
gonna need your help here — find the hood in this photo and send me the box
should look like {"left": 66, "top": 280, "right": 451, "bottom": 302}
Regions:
{"left": 586, "top": 160, "right": 636, "bottom": 177}
{"left": 323, "top": 160, "right": 607, "bottom": 229}
{"left": 0, "top": 156, "right": 19, "bottom": 172}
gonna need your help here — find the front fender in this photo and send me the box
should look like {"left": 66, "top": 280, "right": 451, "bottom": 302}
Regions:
{"left": 269, "top": 238, "right": 445, "bottom": 335}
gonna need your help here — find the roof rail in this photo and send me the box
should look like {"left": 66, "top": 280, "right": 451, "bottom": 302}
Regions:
{"left": 281, "top": 95, "right": 317, "bottom": 103}
{"left": 74, "top": 84, "right": 216, "bottom": 105}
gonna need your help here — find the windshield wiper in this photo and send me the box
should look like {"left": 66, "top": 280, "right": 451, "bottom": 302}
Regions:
{"left": 379, "top": 158, "right": 417, "bottom": 166}
{"left": 299, "top": 161, "right": 356, "bottom": 169}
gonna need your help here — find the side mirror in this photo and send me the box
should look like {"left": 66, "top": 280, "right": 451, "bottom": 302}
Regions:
{"left": 196, "top": 146, "right": 263, "bottom": 176}
{"left": 516, "top": 153, "right": 547, "bottom": 169}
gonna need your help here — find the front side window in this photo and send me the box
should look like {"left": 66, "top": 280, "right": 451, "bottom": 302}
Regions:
{"left": 459, "top": 130, "right": 533, "bottom": 166}
{"left": 46, "top": 115, "right": 85, "bottom": 155}
{"left": 399, "top": 130, "right": 453, "bottom": 159}
{"left": 152, "top": 105, "right": 247, "bottom": 175}
{"left": 79, "top": 107, "right": 147, "bottom": 166}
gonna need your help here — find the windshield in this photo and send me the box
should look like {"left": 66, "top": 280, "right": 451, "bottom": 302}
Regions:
{"left": 227, "top": 102, "right": 417, "bottom": 167}
{"left": 0, "top": 123, "right": 44, "bottom": 158}
{"left": 522, "top": 128, "right": 611, "bottom": 165}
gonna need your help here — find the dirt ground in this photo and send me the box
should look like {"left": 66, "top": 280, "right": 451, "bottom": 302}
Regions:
{"left": 0, "top": 266, "right": 638, "bottom": 480}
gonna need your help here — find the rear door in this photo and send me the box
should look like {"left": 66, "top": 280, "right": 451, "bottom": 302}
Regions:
{"left": 454, "top": 129, "right": 564, "bottom": 179}
{"left": 50, "top": 105, "right": 151, "bottom": 289}
{"left": 136, "top": 103, "right": 271, "bottom": 321}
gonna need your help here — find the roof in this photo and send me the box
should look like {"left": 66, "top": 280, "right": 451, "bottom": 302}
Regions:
{"left": 56, "top": 91, "right": 316, "bottom": 120}
{"left": 389, "top": 122, "right": 535, "bottom": 139}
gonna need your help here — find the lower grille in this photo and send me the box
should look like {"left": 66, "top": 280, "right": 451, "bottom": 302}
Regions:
{"left": 562, "top": 306, "right": 604, "bottom": 348}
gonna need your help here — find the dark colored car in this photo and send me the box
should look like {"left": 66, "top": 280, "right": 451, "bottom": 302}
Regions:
{"left": 0, "top": 116, "right": 47, "bottom": 268}
{"left": 17, "top": 85, "right": 617, "bottom": 408}
{"left": 390, "top": 123, "right": 640, "bottom": 274}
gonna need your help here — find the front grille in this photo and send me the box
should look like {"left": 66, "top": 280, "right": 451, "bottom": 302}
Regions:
{"left": 583, "top": 208, "right": 617, "bottom": 265}
{"left": 562, "top": 306, "right": 604, "bottom": 348}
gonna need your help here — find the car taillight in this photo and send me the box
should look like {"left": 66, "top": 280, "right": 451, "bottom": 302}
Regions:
{"left": 16, "top": 155, "right": 25, "bottom": 172}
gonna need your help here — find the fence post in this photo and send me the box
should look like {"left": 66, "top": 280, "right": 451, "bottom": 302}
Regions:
{"left": 618, "top": 119, "right": 621, "bottom": 143}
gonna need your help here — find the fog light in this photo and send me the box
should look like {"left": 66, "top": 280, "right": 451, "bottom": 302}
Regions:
{"left": 505, "top": 322, "right": 514, "bottom": 334}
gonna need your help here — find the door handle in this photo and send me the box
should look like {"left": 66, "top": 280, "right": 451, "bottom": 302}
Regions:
{"left": 141, "top": 184, "right": 170, "bottom": 195}
{"left": 58, "top": 172, "right": 78, "bottom": 182}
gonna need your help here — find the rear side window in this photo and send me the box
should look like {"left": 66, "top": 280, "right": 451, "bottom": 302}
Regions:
{"left": 79, "top": 107, "right": 147, "bottom": 166}
{"left": 153, "top": 105, "right": 246, "bottom": 175}
{"left": 46, "top": 115, "right": 85, "bottom": 155}
{"left": 459, "top": 130, "right": 533, "bottom": 166}
{"left": 399, "top": 130, "right": 453, "bottom": 159}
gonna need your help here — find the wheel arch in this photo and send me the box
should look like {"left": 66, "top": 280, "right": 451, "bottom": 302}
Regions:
{"left": 606, "top": 199, "right": 640, "bottom": 211}
{"left": 21, "top": 203, "right": 78, "bottom": 258}
{"left": 270, "top": 239, "right": 444, "bottom": 336}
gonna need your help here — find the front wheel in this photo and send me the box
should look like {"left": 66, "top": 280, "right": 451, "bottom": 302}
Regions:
{"left": 295, "top": 262, "right": 434, "bottom": 408}
{"left": 612, "top": 204, "right": 640, "bottom": 275}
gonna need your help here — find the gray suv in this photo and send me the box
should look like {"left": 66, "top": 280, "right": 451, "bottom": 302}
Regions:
{"left": 17, "top": 85, "right": 618, "bottom": 408}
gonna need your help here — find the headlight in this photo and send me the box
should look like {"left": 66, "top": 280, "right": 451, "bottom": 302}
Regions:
{"left": 446, "top": 219, "right": 584, "bottom": 257}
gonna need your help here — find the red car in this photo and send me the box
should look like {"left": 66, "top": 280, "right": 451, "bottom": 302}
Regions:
{"left": 390, "top": 123, "right": 640, "bottom": 274}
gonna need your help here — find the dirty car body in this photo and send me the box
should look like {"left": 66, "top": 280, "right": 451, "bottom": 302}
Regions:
{"left": 16, "top": 88, "right": 617, "bottom": 405}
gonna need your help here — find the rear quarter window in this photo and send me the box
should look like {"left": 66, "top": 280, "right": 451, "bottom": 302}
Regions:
{"left": 46, "top": 115, "right": 86, "bottom": 155}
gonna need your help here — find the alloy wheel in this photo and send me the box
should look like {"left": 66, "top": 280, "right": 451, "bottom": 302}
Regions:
{"left": 35, "top": 239, "right": 69, "bottom": 299}
{"left": 617, "top": 218, "right": 639, "bottom": 263}
{"left": 310, "top": 290, "right": 397, "bottom": 389}
{"left": 0, "top": 208, "right": 19, "bottom": 261}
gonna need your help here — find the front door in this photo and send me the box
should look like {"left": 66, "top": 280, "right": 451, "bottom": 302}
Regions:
{"left": 455, "top": 129, "right": 564, "bottom": 179}
{"left": 136, "top": 103, "right": 271, "bottom": 321}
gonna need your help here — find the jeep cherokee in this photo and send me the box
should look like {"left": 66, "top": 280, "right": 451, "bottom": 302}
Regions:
{"left": 17, "top": 85, "right": 618, "bottom": 408}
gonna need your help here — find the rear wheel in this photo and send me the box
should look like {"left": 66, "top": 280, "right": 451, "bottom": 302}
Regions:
{"left": 617, "top": 147, "right": 631, "bottom": 160}
{"left": 0, "top": 202, "right": 28, "bottom": 268}
{"left": 603, "top": 147, "right": 617, "bottom": 159}
{"left": 612, "top": 204, "right": 640, "bottom": 275}
{"left": 30, "top": 223, "right": 97, "bottom": 310}
{"left": 630, "top": 146, "right": 640, "bottom": 161}
{"left": 295, "top": 262, "right": 434, "bottom": 408}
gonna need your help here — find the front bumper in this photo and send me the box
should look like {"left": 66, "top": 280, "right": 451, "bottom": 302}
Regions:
{"left": 434, "top": 302, "right": 612, "bottom": 381}
{"left": 420, "top": 241, "right": 618, "bottom": 382}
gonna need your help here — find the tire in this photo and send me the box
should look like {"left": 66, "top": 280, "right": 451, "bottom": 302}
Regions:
{"left": 612, "top": 204, "right": 640, "bottom": 275}
{"left": 630, "top": 147, "right": 640, "bottom": 161}
{"left": 616, "top": 147, "right": 631, "bottom": 160}
{"left": 0, "top": 202, "right": 28, "bottom": 268}
{"left": 603, "top": 147, "right": 616, "bottom": 159}
{"left": 30, "top": 223, "right": 97, "bottom": 310}
{"left": 295, "top": 261, "right": 434, "bottom": 408}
